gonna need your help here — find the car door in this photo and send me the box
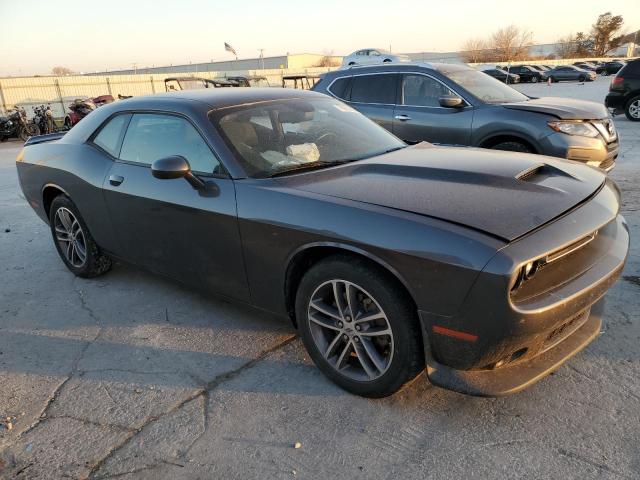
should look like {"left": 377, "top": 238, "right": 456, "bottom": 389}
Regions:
{"left": 392, "top": 73, "right": 474, "bottom": 146}
{"left": 101, "top": 112, "right": 250, "bottom": 301}
{"left": 347, "top": 73, "right": 398, "bottom": 132}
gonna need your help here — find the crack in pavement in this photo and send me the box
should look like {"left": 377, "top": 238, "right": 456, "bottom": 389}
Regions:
{"left": 557, "top": 447, "right": 633, "bottom": 479}
{"left": 88, "top": 334, "right": 298, "bottom": 478}
{"left": 7, "top": 283, "right": 104, "bottom": 443}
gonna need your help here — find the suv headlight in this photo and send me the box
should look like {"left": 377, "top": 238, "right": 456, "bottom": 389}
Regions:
{"left": 548, "top": 120, "right": 599, "bottom": 138}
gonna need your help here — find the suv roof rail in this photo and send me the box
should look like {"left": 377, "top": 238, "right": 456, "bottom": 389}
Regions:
{"left": 341, "top": 61, "right": 436, "bottom": 71}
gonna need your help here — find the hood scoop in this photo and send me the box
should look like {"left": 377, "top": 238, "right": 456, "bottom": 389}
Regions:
{"left": 516, "top": 164, "right": 576, "bottom": 184}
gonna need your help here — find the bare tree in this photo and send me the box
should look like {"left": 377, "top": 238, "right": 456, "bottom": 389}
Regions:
{"left": 460, "top": 38, "right": 489, "bottom": 63}
{"left": 490, "top": 25, "right": 533, "bottom": 62}
{"left": 314, "top": 50, "right": 341, "bottom": 67}
{"left": 51, "top": 66, "right": 74, "bottom": 76}
{"left": 555, "top": 34, "right": 578, "bottom": 59}
{"left": 591, "top": 12, "right": 624, "bottom": 56}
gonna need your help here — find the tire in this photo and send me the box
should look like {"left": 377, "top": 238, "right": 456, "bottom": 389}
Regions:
{"left": 19, "top": 124, "right": 39, "bottom": 141}
{"left": 348, "top": 62, "right": 355, "bottom": 66}
{"left": 625, "top": 96, "right": 640, "bottom": 122}
{"left": 531, "top": 76, "right": 539, "bottom": 83}
{"left": 549, "top": 76, "right": 556, "bottom": 83}
{"left": 295, "top": 255, "right": 423, "bottom": 398}
{"left": 48, "top": 195, "right": 112, "bottom": 278}
{"left": 578, "top": 75, "right": 586, "bottom": 82}
{"left": 491, "top": 141, "right": 532, "bottom": 153}
{"left": 383, "top": 58, "right": 392, "bottom": 63}
{"left": 64, "top": 117, "right": 73, "bottom": 130}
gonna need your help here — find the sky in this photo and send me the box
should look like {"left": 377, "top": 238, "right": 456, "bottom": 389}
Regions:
{"left": 2, "top": 0, "right": 639, "bottom": 76}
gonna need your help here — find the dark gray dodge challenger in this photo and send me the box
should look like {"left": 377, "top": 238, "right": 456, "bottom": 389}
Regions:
{"left": 16, "top": 88, "right": 628, "bottom": 398}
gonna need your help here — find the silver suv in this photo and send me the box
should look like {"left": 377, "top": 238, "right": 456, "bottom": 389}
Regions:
{"left": 312, "top": 63, "right": 618, "bottom": 172}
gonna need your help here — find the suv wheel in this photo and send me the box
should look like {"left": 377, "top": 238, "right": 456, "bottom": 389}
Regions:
{"left": 490, "top": 141, "right": 532, "bottom": 153}
{"left": 295, "top": 256, "right": 423, "bottom": 398}
{"left": 625, "top": 96, "right": 640, "bottom": 122}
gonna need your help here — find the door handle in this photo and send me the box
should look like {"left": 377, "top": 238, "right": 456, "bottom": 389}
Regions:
{"left": 109, "top": 175, "right": 124, "bottom": 186}
{"left": 394, "top": 114, "right": 411, "bottom": 121}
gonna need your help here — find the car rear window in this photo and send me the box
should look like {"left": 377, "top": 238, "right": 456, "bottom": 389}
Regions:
{"left": 620, "top": 60, "right": 640, "bottom": 75}
{"left": 350, "top": 74, "right": 397, "bottom": 104}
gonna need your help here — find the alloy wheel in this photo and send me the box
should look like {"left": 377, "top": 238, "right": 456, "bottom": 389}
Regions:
{"left": 307, "top": 280, "right": 394, "bottom": 381}
{"left": 629, "top": 100, "right": 640, "bottom": 119}
{"left": 53, "top": 207, "right": 87, "bottom": 267}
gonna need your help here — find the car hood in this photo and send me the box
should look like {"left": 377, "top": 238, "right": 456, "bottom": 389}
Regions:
{"left": 277, "top": 143, "right": 605, "bottom": 241}
{"left": 501, "top": 97, "right": 608, "bottom": 120}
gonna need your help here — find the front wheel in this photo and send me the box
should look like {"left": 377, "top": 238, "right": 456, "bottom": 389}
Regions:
{"left": 491, "top": 141, "right": 532, "bottom": 153}
{"left": 20, "top": 124, "right": 39, "bottom": 141}
{"left": 49, "top": 196, "right": 112, "bottom": 278}
{"left": 626, "top": 96, "right": 640, "bottom": 122}
{"left": 531, "top": 76, "right": 539, "bottom": 83}
{"left": 295, "top": 256, "right": 423, "bottom": 398}
{"left": 578, "top": 75, "right": 586, "bottom": 82}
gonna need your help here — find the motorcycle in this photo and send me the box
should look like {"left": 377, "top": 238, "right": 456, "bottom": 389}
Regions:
{"left": 0, "top": 106, "right": 40, "bottom": 142}
{"left": 32, "top": 104, "right": 57, "bottom": 135}
{"left": 64, "top": 98, "right": 96, "bottom": 129}
{"left": 64, "top": 95, "right": 114, "bottom": 129}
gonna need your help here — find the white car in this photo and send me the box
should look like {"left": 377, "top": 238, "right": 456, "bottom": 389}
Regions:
{"left": 341, "top": 48, "right": 410, "bottom": 67}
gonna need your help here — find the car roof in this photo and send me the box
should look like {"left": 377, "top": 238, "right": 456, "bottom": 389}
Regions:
{"left": 108, "top": 88, "right": 328, "bottom": 111}
{"left": 334, "top": 62, "right": 471, "bottom": 74}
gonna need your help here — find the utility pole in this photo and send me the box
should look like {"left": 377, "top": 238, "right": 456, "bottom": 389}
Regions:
{"left": 132, "top": 62, "right": 137, "bottom": 75}
{"left": 258, "top": 48, "right": 265, "bottom": 70}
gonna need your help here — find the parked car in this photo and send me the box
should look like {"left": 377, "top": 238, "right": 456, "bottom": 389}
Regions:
{"left": 605, "top": 58, "right": 640, "bottom": 121}
{"left": 542, "top": 65, "right": 596, "bottom": 83}
{"left": 226, "top": 75, "right": 270, "bottom": 87}
{"left": 573, "top": 62, "right": 602, "bottom": 73}
{"left": 505, "top": 65, "right": 543, "bottom": 83}
{"left": 482, "top": 68, "right": 520, "bottom": 84}
{"left": 64, "top": 98, "right": 96, "bottom": 129}
{"left": 342, "top": 49, "right": 410, "bottom": 67}
{"left": 16, "top": 88, "right": 628, "bottom": 398}
{"left": 601, "top": 61, "right": 626, "bottom": 76}
{"left": 164, "top": 77, "right": 237, "bottom": 91}
{"left": 313, "top": 63, "right": 619, "bottom": 171}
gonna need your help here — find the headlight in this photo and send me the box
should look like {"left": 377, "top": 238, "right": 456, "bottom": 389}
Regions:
{"left": 548, "top": 120, "right": 599, "bottom": 138}
{"left": 511, "top": 259, "right": 542, "bottom": 292}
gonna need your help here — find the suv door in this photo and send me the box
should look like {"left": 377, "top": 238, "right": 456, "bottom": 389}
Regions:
{"left": 392, "top": 73, "right": 474, "bottom": 146}
{"left": 346, "top": 73, "right": 398, "bottom": 132}
{"left": 100, "top": 112, "right": 250, "bottom": 301}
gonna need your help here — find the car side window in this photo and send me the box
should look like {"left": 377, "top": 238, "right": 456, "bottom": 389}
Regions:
{"left": 119, "top": 113, "right": 221, "bottom": 174}
{"left": 402, "top": 74, "right": 454, "bottom": 107}
{"left": 329, "top": 77, "right": 352, "bottom": 100}
{"left": 92, "top": 114, "right": 129, "bottom": 157}
{"left": 350, "top": 74, "right": 397, "bottom": 104}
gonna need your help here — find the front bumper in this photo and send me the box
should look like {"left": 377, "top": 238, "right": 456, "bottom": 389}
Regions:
{"left": 540, "top": 131, "right": 618, "bottom": 172}
{"left": 418, "top": 180, "right": 628, "bottom": 396}
{"left": 422, "top": 300, "right": 603, "bottom": 396}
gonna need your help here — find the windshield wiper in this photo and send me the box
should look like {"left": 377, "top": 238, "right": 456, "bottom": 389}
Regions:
{"left": 268, "top": 161, "right": 338, "bottom": 178}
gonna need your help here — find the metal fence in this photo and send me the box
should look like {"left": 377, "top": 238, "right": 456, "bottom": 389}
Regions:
{"left": 0, "top": 67, "right": 337, "bottom": 118}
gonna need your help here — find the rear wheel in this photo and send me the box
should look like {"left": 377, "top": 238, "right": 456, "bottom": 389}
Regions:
{"left": 49, "top": 196, "right": 112, "bottom": 278}
{"left": 295, "top": 256, "right": 423, "bottom": 398}
{"left": 531, "top": 76, "right": 539, "bottom": 83}
{"left": 578, "top": 75, "right": 586, "bottom": 82}
{"left": 490, "top": 141, "right": 532, "bottom": 153}
{"left": 626, "top": 96, "right": 640, "bottom": 122}
{"left": 383, "top": 58, "right": 392, "bottom": 63}
{"left": 549, "top": 76, "right": 556, "bottom": 83}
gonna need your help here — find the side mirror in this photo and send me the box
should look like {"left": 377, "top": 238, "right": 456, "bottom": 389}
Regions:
{"left": 151, "top": 155, "right": 204, "bottom": 189}
{"left": 439, "top": 95, "right": 464, "bottom": 108}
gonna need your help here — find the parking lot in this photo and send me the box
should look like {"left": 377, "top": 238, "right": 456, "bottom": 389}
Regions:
{"left": 0, "top": 76, "right": 638, "bottom": 479}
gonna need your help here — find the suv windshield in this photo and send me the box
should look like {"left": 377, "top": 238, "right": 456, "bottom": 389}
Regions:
{"left": 210, "top": 97, "right": 405, "bottom": 178}
{"left": 444, "top": 68, "right": 529, "bottom": 104}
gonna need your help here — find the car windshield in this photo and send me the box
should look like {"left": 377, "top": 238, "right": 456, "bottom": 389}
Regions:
{"left": 445, "top": 68, "right": 529, "bottom": 104}
{"left": 210, "top": 97, "right": 405, "bottom": 178}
